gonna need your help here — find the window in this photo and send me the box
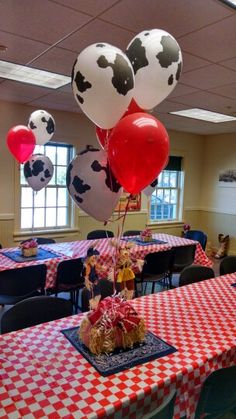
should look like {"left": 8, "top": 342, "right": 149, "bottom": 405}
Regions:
{"left": 150, "top": 156, "right": 184, "bottom": 222}
{"left": 19, "top": 142, "right": 75, "bottom": 231}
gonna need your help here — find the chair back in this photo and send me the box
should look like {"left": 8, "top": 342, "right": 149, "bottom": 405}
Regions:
{"left": 194, "top": 365, "right": 236, "bottom": 419}
{"left": 185, "top": 230, "right": 207, "bottom": 250}
{"left": 123, "top": 230, "right": 142, "bottom": 237}
{"left": 21, "top": 237, "right": 56, "bottom": 245}
{"left": 143, "top": 390, "right": 176, "bottom": 419}
{"left": 220, "top": 255, "right": 236, "bottom": 275}
{"left": 35, "top": 237, "right": 56, "bottom": 244}
{"left": 179, "top": 265, "right": 215, "bottom": 287}
{"left": 141, "top": 249, "right": 174, "bottom": 278}
{"left": 56, "top": 258, "right": 84, "bottom": 288}
{"left": 87, "top": 230, "right": 114, "bottom": 240}
{"left": 172, "top": 244, "right": 196, "bottom": 272}
{"left": 0, "top": 264, "right": 46, "bottom": 305}
{"left": 1, "top": 296, "right": 73, "bottom": 334}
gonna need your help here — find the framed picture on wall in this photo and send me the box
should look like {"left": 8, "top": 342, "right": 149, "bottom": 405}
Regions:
{"left": 218, "top": 169, "right": 236, "bottom": 187}
{"left": 115, "top": 191, "right": 141, "bottom": 212}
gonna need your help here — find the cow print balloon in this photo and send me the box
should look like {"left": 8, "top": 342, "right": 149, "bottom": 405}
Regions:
{"left": 66, "top": 145, "right": 122, "bottom": 222}
{"left": 71, "top": 43, "right": 134, "bottom": 129}
{"left": 24, "top": 154, "right": 54, "bottom": 192}
{"left": 126, "top": 29, "right": 183, "bottom": 109}
{"left": 28, "top": 110, "right": 55, "bottom": 145}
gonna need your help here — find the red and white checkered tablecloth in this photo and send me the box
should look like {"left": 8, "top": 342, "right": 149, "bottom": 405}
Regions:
{"left": 0, "top": 235, "right": 212, "bottom": 289}
{"left": 1, "top": 274, "right": 235, "bottom": 419}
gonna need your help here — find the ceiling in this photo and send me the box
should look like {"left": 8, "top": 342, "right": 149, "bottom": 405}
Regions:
{"left": 0, "top": 0, "right": 236, "bottom": 135}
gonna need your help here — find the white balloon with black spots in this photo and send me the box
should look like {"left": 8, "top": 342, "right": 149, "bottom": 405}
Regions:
{"left": 71, "top": 43, "right": 135, "bottom": 129}
{"left": 126, "top": 29, "right": 183, "bottom": 109}
{"left": 66, "top": 145, "right": 123, "bottom": 222}
{"left": 23, "top": 154, "right": 54, "bottom": 192}
{"left": 28, "top": 110, "right": 55, "bottom": 145}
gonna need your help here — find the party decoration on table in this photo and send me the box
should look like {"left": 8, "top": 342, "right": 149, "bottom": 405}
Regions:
{"left": 7, "top": 125, "right": 36, "bottom": 163}
{"left": 62, "top": 325, "right": 177, "bottom": 376}
{"left": 3, "top": 247, "right": 59, "bottom": 262}
{"left": 108, "top": 113, "right": 169, "bottom": 194}
{"left": 109, "top": 239, "right": 144, "bottom": 299}
{"left": 23, "top": 153, "right": 54, "bottom": 192}
{"left": 28, "top": 110, "right": 55, "bottom": 145}
{"left": 142, "top": 178, "right": 158, "bottom": 197}
{"left": 83, "top": 246, "right": 103, "bottom": 310}
{"left": 126, "top": 29, "right": 182, "bottom": 109}
{"left": 140, "top": 227, "right": 153, "bottom": 242}
{"left": 20, "top": 238, "right": 38, "bottom": 257}
{"left": 79, "top": 296, "right": 146, "bottom": 355}
{"left": 66, "top": 145, "right": 123, "bottom": 222}
{"left": 71, "top": 42, "right": 135, "bottom": 129}
{"left": 214, "top": 234, "right": 230, "bottom": 259}
{"left": 182, "top": 223, "right": 191, "bottom": 237}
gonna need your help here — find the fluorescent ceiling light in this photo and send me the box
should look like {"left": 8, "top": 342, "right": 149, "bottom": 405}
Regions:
{"left": 170, "top": 108, "right": 236, "bottom": 123}
{"left": 0, "top": 60, "right": 71, "bottom": 88}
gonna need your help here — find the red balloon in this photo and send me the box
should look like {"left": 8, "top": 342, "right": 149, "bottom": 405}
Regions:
{"left": 7, "top": 125, "right": 36, "bottom": 163}
{"left": 108, "top": 113, "right": 169, "bottom": 194}
{"left": 122, "top": 98, "right": 143, "bottom": 118}
{"left": 95, "top": 126, "right": 112, "bottom": 150}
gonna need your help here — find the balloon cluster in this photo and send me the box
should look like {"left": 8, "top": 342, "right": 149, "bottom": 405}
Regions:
{"left": 69, "top": 29, "right": 182, "bottom": 220}
{"left": 6, "top": 110, "right": 55, "bottom": 191}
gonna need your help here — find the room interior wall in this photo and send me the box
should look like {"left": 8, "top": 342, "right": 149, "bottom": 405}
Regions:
{"left": 199, "top": 133, "right": 236, "bottom": 254}
{"left": 0, "top": 99, "right": 207, "bottom": 247}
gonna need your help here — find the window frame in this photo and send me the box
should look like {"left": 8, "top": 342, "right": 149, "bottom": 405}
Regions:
{"left": 14, "top": 142, "right": 78, "bottom": 238}
{"left": 149, "top": 156, "right": 184, "bottom": 224}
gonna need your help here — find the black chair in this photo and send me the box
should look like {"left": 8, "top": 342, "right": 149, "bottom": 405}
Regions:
{"left": 1, "top": 296, "right": 73, "bottom": 334}
{"left": 0, "top": 244, "right": 2, "bottom": 249}
{"left": 34, "top": 237, "right": 56, "bottom": 244}
{"left": 87, "top": 230, "right": 114, "bottom": 240}
{"left": 123, "top": 230, "right": 142, "bottom": 237}
{"left": 81, "top": 279, "right": 114, "bottom": 312}
{"left": 194, "top": 365, "right": 236, "bottom": 419}
{"left": 185, "top": 230, "right": 207, "bottom": 250}
{"left": 143, "top": 390, "right": 176, "bottom": 419}
{"left": 0, "top": 264, "right": 46, "bottom": 306}
{"left": 172, "top": 244, "right": 196, "bottom": 273}
{"left": 53, "top": 258, "right": 84, "bottom": 312}
{"left": 136, "top": 249, "right": 174, "bottom": 295}
{"left": 219, "top": 255, "right": 236, "bottom": 275}
{"left": 178, "top": 265, "right": 215, "bottom": 287}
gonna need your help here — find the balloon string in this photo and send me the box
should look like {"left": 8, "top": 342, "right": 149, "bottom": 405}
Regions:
{"left": 113, "top": 194, "right": 131, "bottom": 292}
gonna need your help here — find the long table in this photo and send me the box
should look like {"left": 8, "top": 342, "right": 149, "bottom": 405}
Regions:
{"left": 0, "top": 234, "right": 212, "bottom": 289}
{"left": 1, "top": 273, "right": 235, "bottom": 418}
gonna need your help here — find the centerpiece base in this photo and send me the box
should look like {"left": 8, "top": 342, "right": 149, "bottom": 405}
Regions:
{"left": 79, "top": 296, "right": 146, "bottom": 355}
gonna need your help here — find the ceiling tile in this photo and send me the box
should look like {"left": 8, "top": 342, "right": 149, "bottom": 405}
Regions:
{"left": 0, "top": 0, "right": 91, "bottom": 44}
{"left": 100, "top": 0, "right": 233, "bottom": 36}
{"left": 181, "top": 64, "right": 236, "bottom": 90}
{"left": 209, "top": 83, "right": 236, "bottom": 101}
{"left": 221, "top": 57, "right": 236, "bottom": 72}
{"left": 52, "top": 0, "right": 119, "bottom": 16}
{"left": 180, "top": 14, "right": 236, "bottom": 62}
{"left": 181, "top": 52, "right": 211, "bottom": 73}
{"left": 0, "top": 31, "right": 48, "bottom": 65}
{"left": 58, "top": 18, "right": 133, "bottom": 52}
{"left": 169, "top": 90, "right": 236, "bottom": 114}
{"left": 31, "top": 47, "right": 77, "bottom": 76}
{"left": 0, "top": 80, "right": 51, "bottom": 99}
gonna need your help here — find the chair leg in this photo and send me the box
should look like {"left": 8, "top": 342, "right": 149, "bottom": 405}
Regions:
{"left": 151, "top": 282, "right": 155, "bottom": 294}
